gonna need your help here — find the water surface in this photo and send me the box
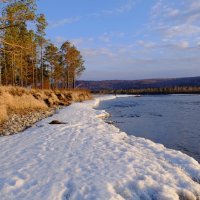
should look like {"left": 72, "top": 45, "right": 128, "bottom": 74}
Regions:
{"left": 98, "top": 95, "right": 200, "bottom": 162}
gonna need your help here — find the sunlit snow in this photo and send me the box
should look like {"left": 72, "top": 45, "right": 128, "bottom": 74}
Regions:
{"left": 0, "top": 95, "right": 200, "bottom": 200}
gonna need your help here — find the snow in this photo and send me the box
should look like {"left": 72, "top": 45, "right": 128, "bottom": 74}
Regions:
{"left": 0, "top": 95, "right": 200, "bottom": 200}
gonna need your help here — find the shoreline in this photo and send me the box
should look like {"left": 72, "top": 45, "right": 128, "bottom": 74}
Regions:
{"left": 97, "top": 94, "right": 200, "bottom": 163}
{"left": 0, "top": 95, "right": 200, "bottom": 199}
{"left": 0, "top": 108, "right": 56, "bottom": 136}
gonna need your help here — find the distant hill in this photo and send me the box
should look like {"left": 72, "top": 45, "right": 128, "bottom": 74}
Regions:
{"left": 77, "top": 76, "right": 200, "bottom": 91}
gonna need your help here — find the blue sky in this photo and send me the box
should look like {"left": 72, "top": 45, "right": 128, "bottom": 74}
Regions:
{"left": 37, "top": 0, "right": 200, "bottom": 80}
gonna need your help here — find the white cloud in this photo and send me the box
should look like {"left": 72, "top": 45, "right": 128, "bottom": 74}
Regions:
{"left": 137, "top": 40, "right": 156, "bottom": 48}
{"left": 158, "top": 24, "right": 200, "bottom": 38}
{"left": 167, "top": 8, "right": 180, "bottom": 17}
{"left": 98, "top": 32, "right": 125, "bottom": 43}
{"left": 82, "top": 48, "right": 115, "bottom": 58}
{"left": 48, "top": 0, "right": 200, "bottom": 80}
{"left": 115, "top": 0, "right": 136, "bottom": 13}
{"left": 178, "top": 41, "right": 189, "bottom": 49}
{"left": 49, "top": 17, "right": 81, "bottom": 29}
{"left": 189, "top": 0, "right": 200, "bottom": 11}
{"left": 151, "top": 0, "right": 163, "bottom": 19}
{"left": 150, "top": 0, "right": 200, "bottom": 40}
{"left": 78, "top": 37, "right": 200, "bottom": 79}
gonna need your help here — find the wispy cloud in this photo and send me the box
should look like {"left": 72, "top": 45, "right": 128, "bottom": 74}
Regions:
{"left": 48, "top": 16, "right": 81, "bottom": 29}
{"left": 82, "top": 47, "right": 115, "bottom": 58}
{"left": 88, "top": 0, "right": 137, "bottom": 17}
{"left": 137, "top": 40, "right": 156, "bottom": 48}
{"left": 48, "top": 0, "right": 200, "bottom": 80}
{"left": 48, "top": 0, "right": 137, "bottom": 29}
{"left": 151, "top": 0, "right": 200, "bottom": 38}
{"left": 77, "top": 35, "right": 200, "bottom": 79}
{"left": 54, "top": 36, "right": 95, "bottom": 47}
{"left": 98, "top": 32, "right": 125, "bottom": 43}
{"left": 157, "top": 24, "right": 200, "bottom": 38}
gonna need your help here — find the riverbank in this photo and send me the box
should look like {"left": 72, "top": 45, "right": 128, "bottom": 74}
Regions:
{"left": 0, "top": 95, "right": 199, "bottom": 199}
{"left": 0, "top": 86, "right": 91, "bottom": 136}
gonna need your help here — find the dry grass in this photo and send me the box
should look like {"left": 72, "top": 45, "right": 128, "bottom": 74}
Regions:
{"left": 0, "top": 105, "right": 8, "bottom": 124}
{"left": 11, "top": 94, "right": 48, "bottom": 110}
{"left": 0, "top": 86, "right": 48, "bottom": 123}
{"left": 0, "top": 89, "right": 47, "bottom": 111}
{"left": 0, "top": 86, "right": 91, "bottom": 125}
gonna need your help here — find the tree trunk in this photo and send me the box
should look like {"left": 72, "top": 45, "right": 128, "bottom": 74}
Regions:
{"left": 73, "top": 71, "right": 75, "bottom": 89}
{"left": 20, "top": 52, "right": 23, "bottom": 87}
{"left": 41, "top": 41, "right": 43, "bottom": 89}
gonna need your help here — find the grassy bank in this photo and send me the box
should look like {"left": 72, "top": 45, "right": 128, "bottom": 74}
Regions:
{"left": 0, "top": 86, "right": 91, "bottom": 125}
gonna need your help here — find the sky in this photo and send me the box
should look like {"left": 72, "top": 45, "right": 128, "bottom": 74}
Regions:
{"left": 37, "top": 0, "right": 200, "bottom": 80}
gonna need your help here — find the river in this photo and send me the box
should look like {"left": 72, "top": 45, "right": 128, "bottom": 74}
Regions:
{"left": 98, "top": 94, "right": 200, "bottom": 162}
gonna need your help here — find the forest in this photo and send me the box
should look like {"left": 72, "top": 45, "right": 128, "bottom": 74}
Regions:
{"left": 95, "top": 86, "right": 200, "bottom": 95}
{"left": 0, "top": 0, "right": 85, "bottom": 89}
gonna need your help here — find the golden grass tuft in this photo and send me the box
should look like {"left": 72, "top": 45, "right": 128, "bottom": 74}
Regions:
{"left": 10, "top": 94, "right": 48, "bottom": 110}
{"left": 0, "top": 86, "right": 48, "bottom": 123}
{"left": 0, "top": 91, "right": 47, "bottom": 111}
{"left": 0, "top": 105, "right": 8, "bottom": 124}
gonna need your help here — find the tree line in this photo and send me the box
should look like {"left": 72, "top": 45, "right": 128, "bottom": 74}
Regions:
{"left": 95, "top": 86, "right": 200, "bottom": 95}
{"left": 0, "top": 0, "right": 85, "bottom": 89}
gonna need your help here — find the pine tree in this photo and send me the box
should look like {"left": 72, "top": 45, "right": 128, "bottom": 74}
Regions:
{"left": 44, "top": 42, "right": 61, "bottom": 89}
{"left": 0, "top": 0, "right": 36, "bottom": 86}
{"left": 60, "top": 41, "right": 85, "bottom": 88}
{"left": 36, "top": 14, "right": 47, "bottom": 89}
{"left": 0, "top": 1, "right": 85, "bottom": 89}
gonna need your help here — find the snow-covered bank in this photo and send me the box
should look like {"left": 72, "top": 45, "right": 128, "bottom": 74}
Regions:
{"left": 0, "top": 86, "right": 91, "bottom": 136}
{"left": 0, "top": 95, "right": 200, "bottom": 200}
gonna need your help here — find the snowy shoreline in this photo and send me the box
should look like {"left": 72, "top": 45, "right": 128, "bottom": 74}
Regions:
{"left": 0, "top": 95, "right": 200, "bottom": 200}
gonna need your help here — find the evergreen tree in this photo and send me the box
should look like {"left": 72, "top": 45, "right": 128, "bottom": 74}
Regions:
{"left": 0, "top": 0, "right": 36, "bottom": 30}
{"left": 0, "top": 0, "right": 36, "bottom": 86}
{"left": 61, "top": 41, "right": 85, "bottom": 88}
{"left": 44, "top": 42, "right": 62, "bottom": 89}
{"left": 36, "top": 13, "right": 47, "bottom": 89}
{"left": 0, "top": 1, "right": 85, "bottom": 89}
